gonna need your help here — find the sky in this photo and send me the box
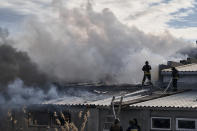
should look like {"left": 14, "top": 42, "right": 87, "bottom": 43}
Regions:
{"left": 0, "top": 0, "right": 196, "bottom": 41}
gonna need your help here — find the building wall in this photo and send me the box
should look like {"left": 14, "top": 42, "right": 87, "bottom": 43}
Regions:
{"left": 90, "top": 107, "right": 197, "bottom": 131}
{"left": 87, "top": 108, "right": 99, "bottom": 131}
{"left": 0, "top": 108, "right": 34, "bottom": 131}
{"left": 120, "top": 109, "right": 150, "bottom": 131}
{"left": 0, "top": 106, "right": 99, "bottom": 131}
{"left": 163, "top": 75, "right": 197, "bottom": 84}
{"left": 98, "top": 108, "right": 150, "bottom": 131}
{"left": 120, "top": 108, "right": 197, "bottom": 131}
{"left": 162, "top": 74, "right": 197, "bottom": 89}
{"left": 150, "top": 109, "right": 197, "bottom": 131}
{"left": 2, "top": 106, "right": 197, "bottom": 131}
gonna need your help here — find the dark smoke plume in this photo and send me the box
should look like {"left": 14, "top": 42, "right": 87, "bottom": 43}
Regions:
{"left": 0, "top": 44, "right": 47, "bottom": 86}
{"left": 178, "top": 46, "right": 197, "bottom": 58}
{"left": 15, "top": 2, "right": 192, "bottom": 84}
{"left": 0, "top": 27, "right": 48, "bottom": 87}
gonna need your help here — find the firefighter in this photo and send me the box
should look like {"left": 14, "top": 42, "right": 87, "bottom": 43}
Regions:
{"left": 110, "top": 119, "right": 123, "bottom": 131}
{"left": 142, "top": 61, "right": 152, "bottom": 86}
{"left": 126, "top": 119, "right": 138, "bottom": 131}
{"left": 171, "top": 67, "right": 179, "bottom": 91}
{"left": 133, "top": 118, "right": 141, "bottom": 131}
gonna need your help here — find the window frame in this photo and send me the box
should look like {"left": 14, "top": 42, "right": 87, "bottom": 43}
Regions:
{"left": 151, "top": 117, "right": 171, "bottom": 130}
{"left": 176, "top": 118, "right": 197, "bottom": 131}
{"left": 28, "top": 111, "right": 50, "bottom": 127}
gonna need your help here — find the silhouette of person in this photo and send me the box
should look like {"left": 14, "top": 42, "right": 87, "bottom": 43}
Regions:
{"left": 126, "top": 119, "right": 138, "bottom": 131}
{"left": 133, "top": 118, "right": 141, "bottom": 131}
{"left": 142, "top": 61, "right": 152, "bottom": 86}
{"left": 110, "top": 119, "right": 123, "bottom": 131}
{"left": 171, "top": 67, "right": 179, "bottom": 91}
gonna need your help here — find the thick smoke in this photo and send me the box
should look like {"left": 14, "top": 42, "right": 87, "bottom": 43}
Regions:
{"left": 0, "top": 44, "right": 47, "bottom": 86}
{"left": 0, "top": 27, "right": 53, "bottom": 108}
{"left": 178, "top": 46, "right": 197, "bottom": 58}
{"left": 0, "top": 79, "right": 108, "bottom": 108}
{"left": 0, "top": 1, "right": 194, "bottom": 108}
{"left": 0, "top": 27, "right": 48, "bottom": 86}
{"left": 0, "top": 79, "right": 58, "bottom": 107}
{"left": 12, "top": 2, "right": 191, "bottom": 84}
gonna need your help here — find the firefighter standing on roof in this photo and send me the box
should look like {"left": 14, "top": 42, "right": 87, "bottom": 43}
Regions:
{"left": 142, "top": 61, "right": 152, "bottom": 86}
{"left": 171, "top": 67, "right": 179, "bottom": 91}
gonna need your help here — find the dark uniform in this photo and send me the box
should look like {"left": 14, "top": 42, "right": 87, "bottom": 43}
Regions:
{"left": 126, "top": 126, "right": 138, "bottom": 131}
{"left": 142, "top": 61, "right": 152, "bottom": 86}
{"left": 110, "top": 119, "right": 123, "bottom": 131}
{"left": 133, "top": 118, "right": 141, "bottom": 131}
{"left": 172, "top": 67, "right": 179, "bottom": 91}
{"left": 126, "top": 120, "right": 139, "bottom": 131}
{"left": 110, "top": 124, "right": 123, "bottom": 131}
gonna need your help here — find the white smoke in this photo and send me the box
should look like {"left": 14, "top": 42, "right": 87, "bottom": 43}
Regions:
{"left": 11, "top": 1, "right": 191, "bottom": 84}
{"left": 0, "top": 79, "right": 59, "bottom": 107}
{"left": 0, "top": 78, "right": 108, "bottom": 108}
{"left": 43, "top": 88, "right": 108, "bottom": 105}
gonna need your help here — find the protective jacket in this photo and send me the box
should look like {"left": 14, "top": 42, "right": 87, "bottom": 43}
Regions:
{"left": 126, "top": 125, "right": 139, "bottom": 131}
{"left": 172, "top": 68, "right": 179, "bottom": 79}
{"left": 110, "top": 124, "right": 123, "bottom": 131}
{"left": 142, "top": 65, "right": 151, "bottom": 75}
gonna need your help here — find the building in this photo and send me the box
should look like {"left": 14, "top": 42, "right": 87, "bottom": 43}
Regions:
{"left": 2, "top": 59, "right": 197, "bottom": 131}
{"left": 130, "top": 90, "right": 197, "bottom": 131}
{"left": 3, "top": 87, "right": 197, "bottom": 131}
{"left": 161, "top": 63, "right": 197, "bottom": 88}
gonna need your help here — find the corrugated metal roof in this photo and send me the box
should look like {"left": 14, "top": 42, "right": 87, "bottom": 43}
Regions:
{"left": 43, "top": 89, "right": 149, "bottom": 106}
{"left": 88, "top": 93, "right": 147, "bottom": 106}
{"left": 131, "top": 91, "right": 197, "bottom": 108}
{"left": 43, "top": 96, "right": 89, "bottom": 105}
{"left": 162, "top": 64, "right": 197, "bottom": 72}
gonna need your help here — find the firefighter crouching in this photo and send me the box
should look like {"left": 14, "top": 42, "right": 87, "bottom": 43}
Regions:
{"left": 171, "top": 67, "right": 179, "bottom": 91}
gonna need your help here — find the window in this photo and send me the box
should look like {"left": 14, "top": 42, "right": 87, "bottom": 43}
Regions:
{"left": 151, "top": 117, "right": 171, "bottom": 130}
{"left": 28, "top": 111, "right": 50, "bottom": 127}
{"left": 176, "top": 118, "right": 197, "bottom": 130}
{"left": 28, "top": 110, "right": 71, "bottom": 128}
